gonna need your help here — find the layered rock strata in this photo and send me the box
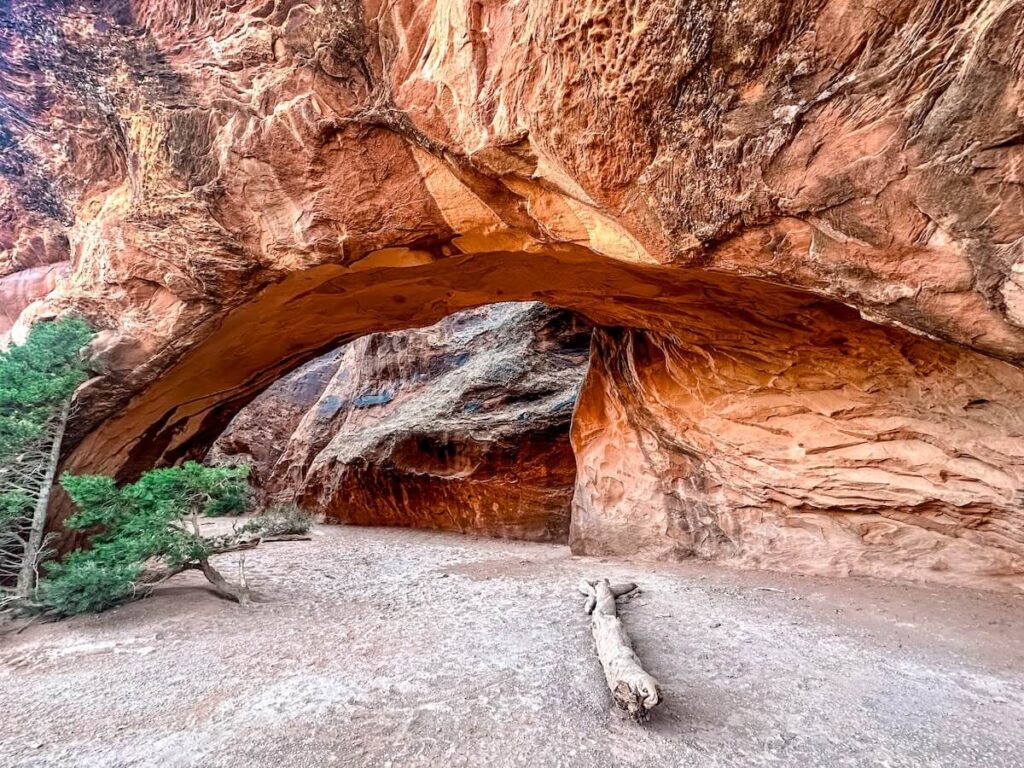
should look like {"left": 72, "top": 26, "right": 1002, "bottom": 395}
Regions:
{"left": 571, "top": 301, "right": 1024, "bottom": 591}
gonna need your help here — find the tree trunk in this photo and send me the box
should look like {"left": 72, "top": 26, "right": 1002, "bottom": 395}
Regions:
{"left": 136, "top": 537, "right": 262, "bottom": 603}
{"left": 198, "top": 557, "right": 251, "bottom": 605}
{"left": 182, "top": 509, "right": 252, "bottom": 604}
{"left": 579, "top": 578, "right": 661, "bottom": 722}
{"left": 16, "top": 398, "right": 70, "bottom": 598}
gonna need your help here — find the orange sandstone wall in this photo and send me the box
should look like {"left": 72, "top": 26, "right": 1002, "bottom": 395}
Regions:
{"left": 572, "top": 304, "right": 1024, "bottom": 590}
{"left": 212, "top": 303, "right": 590, "bottom": 542}
{"left": 2, "top": 1, "right": 1024, "bottom": 588}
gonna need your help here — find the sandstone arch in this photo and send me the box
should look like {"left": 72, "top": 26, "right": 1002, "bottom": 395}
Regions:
{"left": 2, "top": 0, "right": 1024, "bottom": 588}
{"left": 56, "top": 252, "right": 1024, "bottom": 590}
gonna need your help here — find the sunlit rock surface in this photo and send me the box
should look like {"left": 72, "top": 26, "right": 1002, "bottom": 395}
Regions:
{"left": 0, "top": 261, "right": 68, "bottom": 338}
{"left": 212, "top": 304, "right": 590, "bottom": 542}
{"left": 3, "top": 1, "right": 1024, "bottom": 587}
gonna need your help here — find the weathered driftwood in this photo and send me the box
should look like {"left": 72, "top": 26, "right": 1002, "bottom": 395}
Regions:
{"left": 579, "top": 578, "right": 661, "bottom": 722}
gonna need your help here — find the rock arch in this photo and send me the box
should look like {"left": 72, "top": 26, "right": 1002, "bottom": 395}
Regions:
{"left": 2, "top": 0, "right": 1024, "bottom": 588}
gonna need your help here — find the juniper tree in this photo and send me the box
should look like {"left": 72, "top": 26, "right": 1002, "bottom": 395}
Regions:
{"left": 0, "top": 316, "right": 93, "bottom": 601}
{"left": 43, "top": 462, "right": 253, "bottom": 614}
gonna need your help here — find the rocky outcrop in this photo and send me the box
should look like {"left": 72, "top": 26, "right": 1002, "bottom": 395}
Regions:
{"left": 0, "top": 261, "right": 69, "bottom": 338}
{"left": 3, "top": 1, "right": 1024, "bottom": 588}
{"left": 206, "top": 349, "right": 345, "bottom": 493}
{"left": 212, "top": 303, "right": 591, "bottom": 542}
{"left": 570, "top": 288, "right": 1024, "bottom": 591}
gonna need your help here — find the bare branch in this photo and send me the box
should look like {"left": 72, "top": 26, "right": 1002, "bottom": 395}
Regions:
{"left": 580, "top": 578, "right": 661, "bottom": 723}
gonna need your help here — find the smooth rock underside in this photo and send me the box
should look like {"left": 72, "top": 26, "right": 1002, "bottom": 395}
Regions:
{"left": 2, "top": 0, "right": 1024, "bottom": 589}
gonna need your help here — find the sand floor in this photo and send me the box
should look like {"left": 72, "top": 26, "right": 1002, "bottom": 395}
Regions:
{"left": 2, "top": 524, "right": 1023, "bottom": 768}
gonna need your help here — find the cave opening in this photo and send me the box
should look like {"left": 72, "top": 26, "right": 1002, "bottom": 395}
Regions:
{"left": 55, "top": 250, "right": 1024, "bottom": 589}
{"left": 205, "top": 302, "right": 593, "bottom": 545}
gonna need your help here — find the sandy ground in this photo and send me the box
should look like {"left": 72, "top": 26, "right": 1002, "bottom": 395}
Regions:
{"left": 1, "top": 523, "right": 1023, "bottom": 768}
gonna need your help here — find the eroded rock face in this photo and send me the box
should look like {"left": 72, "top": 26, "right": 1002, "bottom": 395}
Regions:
{"left": 212, "top": 303, "right": 590, "bottom": 542}
{"left": 0, "top": 261, "right": 69, "bottom": 338}
{"left": 3, "top": 1, "right": 1024, "bottom": 587}
{"left": 571, "top": 290, "right": 1024, "bottom": 591}
{"left": 206, "top": 348, "right": 345, "bottom": 494}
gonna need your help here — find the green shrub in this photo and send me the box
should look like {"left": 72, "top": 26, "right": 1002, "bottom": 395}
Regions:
{"left": 40, "top": 462, "right": 250, "bottom": 615}
{"left": 240, "top": 503, "right": 315, "bottom": 537}
{"left": 0, "top": 316, "right": 93, "bottom": 597}
{"left": 41, "top": 560, "right": 141, "bottom": 615}
{"left": 203, "top": 480, "right": 251, "bottom": 517}
{"left": 0, "top": 315, "right": 93, "bottom": 458}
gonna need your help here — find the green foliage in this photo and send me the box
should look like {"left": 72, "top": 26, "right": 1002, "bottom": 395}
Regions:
{"left": 0, "top": 489, "right": 33, "bottom": 527}
{"left": 0, "top": 316, "right": 93, "bottom": 460}
{"left": 240, "top": 503, "right": 315, "bottom": 537}
{"left": 40, "top": 560, "right": 142, "bottom": 615}
{"left": 0, "top": 316, "right": 93, "bottom": 595}
{"left": 40, "top": 462, "right": 250, "bottom": 615}
{"left": 204, "top": 479, "right": 250, "bottom": 517}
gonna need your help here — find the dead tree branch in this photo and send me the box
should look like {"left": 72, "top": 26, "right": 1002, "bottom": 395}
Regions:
{"left": 579, "top": 578, "right": 661, "bottom": 722}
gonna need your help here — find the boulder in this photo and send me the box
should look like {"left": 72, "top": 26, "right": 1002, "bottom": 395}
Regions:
{"left": 212, "top": 303, "right": 591, "bottom": 542}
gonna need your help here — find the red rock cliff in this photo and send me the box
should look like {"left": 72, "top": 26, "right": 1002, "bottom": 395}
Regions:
{"left": 3, "top": 0, "right": 1024, "bottom": 588}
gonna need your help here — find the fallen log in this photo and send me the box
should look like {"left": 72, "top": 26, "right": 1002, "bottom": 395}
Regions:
{"left": 579, "top": 578, "right": 661, "bottom": 722}
{"left": 261, "top": 534, "right": 312, "bottom": 542}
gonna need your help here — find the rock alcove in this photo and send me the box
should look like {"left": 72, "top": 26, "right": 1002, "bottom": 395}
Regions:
{"left": 1, "top": 0, "right": 1023, "bottom": 590}
{"left": 208, "top": 302, "right": 591, "bottom": 543}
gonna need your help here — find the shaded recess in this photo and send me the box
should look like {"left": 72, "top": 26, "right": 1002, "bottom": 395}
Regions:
{"left": 61, "top": 253, "right": 1024, "bottom": 590}
{"left": 210, "top": 302, "right": 591, "bottom": 542}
